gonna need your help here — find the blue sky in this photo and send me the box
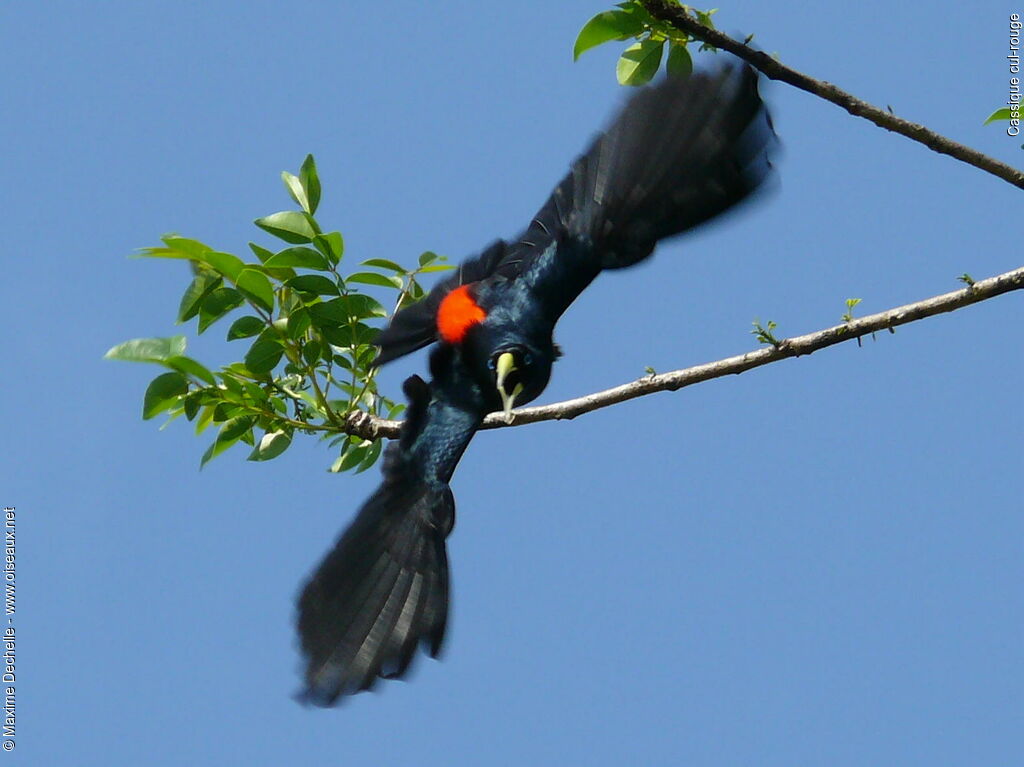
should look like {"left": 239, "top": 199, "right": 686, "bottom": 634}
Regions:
{"left": 4, "top": 1, "right": 1021, "bottom": 764}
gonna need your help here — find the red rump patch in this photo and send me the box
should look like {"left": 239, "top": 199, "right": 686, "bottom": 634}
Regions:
{"left": 437, "top": 284, "right": 486, "bottom": 344}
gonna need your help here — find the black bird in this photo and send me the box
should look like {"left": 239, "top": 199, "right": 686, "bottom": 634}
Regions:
{"left": 297, "top": 64, "right": 775, "bottom": 704}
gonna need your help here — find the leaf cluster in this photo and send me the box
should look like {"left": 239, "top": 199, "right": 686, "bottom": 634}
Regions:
{"left": 574, "top": 1, "right": 720, "bottom": 85}
{"left": 105, "top": 155, "right": 452, "bottom": 472}
{"left": 750, "top": 318, "right": 780, "bottom": 347}
{"left": 840, "top": 297, "right": 862, "bottom": 324}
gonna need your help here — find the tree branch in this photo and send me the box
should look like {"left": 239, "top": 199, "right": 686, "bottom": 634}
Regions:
{"left": 639, "top": 0, "right": 1024, "bottom": 191}
{"left": 344, "top": 265, "right": 1024, "bottom": 441}
{"left": 337, "top": 8, "right": 1024, "bottom": 444}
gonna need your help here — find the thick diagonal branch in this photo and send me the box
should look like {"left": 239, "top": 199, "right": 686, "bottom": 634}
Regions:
{"left": 345, "top": 265, "right": 1024, "bottom": 441}
{"left": 639, "top": 0, "right": 1024, "bottom": 191}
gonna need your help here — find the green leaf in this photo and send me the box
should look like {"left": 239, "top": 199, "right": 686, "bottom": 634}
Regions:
{"left": 164, "top": 355, "right": 216, "bottom": 385}
{"left": 617, "top": 38, "right": 664, "bottom": 86}
{"left": 356, "top": 344, "right": 378, "bottom": 369}
{"left": 321, "top": 322, "right": 377, "bottom": 348}
{"left": 212, "top": 401, "right": 243, "bottom": 421}
{"left": 957, "top": 272, "right": 976, "bottom": 286}
{"left": 418, "top": 250, "right": 444, "bottom": 267}
{"left": 201, "top": 251, "right": 246, "bottom": 281}
{"left": 695, "top": 8, "right": 717, "bottom": 28}
{"left": 183, "top": 392, "right": 202, "bottom": 420}
{"left": 177, "top": 271, "right": 222, "bottom": 323}
{"left": 242, "top": 381, "right": 269, "bottom": 405}
{"left": 254, "top": 211, "right": 317, "bottom": 244}
{"left": 235, "top": 268, "right": 275, "bottom": 312}
{"left": 313, "top": 232, "right": 344, "bottom": 265}
{"left": 349, "top": 294, "right": 388, "bottom": 319}
{"left": 417, "top": 264, "right": 456, "bottom": 273}
{"left": 287, "top": 308, "right": 311, "bottom": 339}
{"left": 342, "top": 438, "right": 375, "bottom": 471}
{"left": 198, "top": 288, "right": 245, "bottom": 333}
{"left": 227, "top": 315, "right": 266, "bottom": 340}
{"left": 136, "top": 235, "right": 212, "bottom": 260}
{"left": 360, "top": 258, "right": 406, "bottom": 274}
{"left": 248, "top": 242, "right": 275, "bottom": 263}
{"left": 334, "top": 441, "right": 371, "bottom": 473}
{"left": 285, "top": 275, "right": 340, "bottom": 296}
{"left": 310, "top": 295, "right": 388, "bottom": 327}
{"left": 265, "top": 266, "right": 298, "bottom": 284}
{"left": 281, "top": 171, "right": 309, "bottom": 213}
{"left": 136, "top": 246, "right": 191, "bottom": 260}
{"left": 666, "top": 42, "right": 693, "bottom": 78}
{"left": 200, "top": 429, "right": 243, "bottom": 469}
{"left": 249, "top": 243, "right": 297, "bottom": 282}
{"left": 219, "top": 372, "right": 245, "bottom": 399}
{"left": 162, "top": 235, "right": 212, "bottom": 257}
{"left": 248, "top": 430, "right": 292, "bottom": 461}
{"left": 308, "top": 298, "right": 347, "bottom": 327}
{"left": 220, "top": 415, "right": 257, "bottom": 441}
{"left": 346, "top": 271, "right": 403, "bottom": 289}
{"left": 302, "top": 339, "right": 322, "bottom": 366}
{"left": 195, "top": 405, "right": 216, "bottom": 435}
{"left": 105, "top": 336, "right": 187, "bottom": 363}
{"left": 574, "top": 9, "right": 645, "bottom": 61}
{"left": 244, "top": 338, "right": 284, "bottom": 374}
{"left": 143, "top": 372, "right": 188, "bottom": 419}
{"left": 984, "top": 107, "right": 1013, "bottom": 124}
{"left": 300, "top": 154, "right": 321, "bottom": 215}
{"left": 354, "top": 438, "right": 383, "bottom": 473}
{"left": 263, "top": 246, "right": 328, "bottom": 270}
{"left": 279, "top": 289, "right": 302, "bottom": 316}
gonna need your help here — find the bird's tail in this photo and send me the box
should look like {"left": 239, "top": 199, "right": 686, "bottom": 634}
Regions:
{"left": 555, "top": 65, "right": 773, "bottom": 269}
{"left": 296, "top": 381, "right": 457, "bottom": 705}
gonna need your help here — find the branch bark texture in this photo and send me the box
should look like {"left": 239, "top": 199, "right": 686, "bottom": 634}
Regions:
{"left": 338, "top": 10, "right": 1024, "bottom": 442}
{"left": 640, "top": 0, "right": 1024, "bottom": 191}
{"left": 345, "top": 266, "right": 1024, "bottom": 441}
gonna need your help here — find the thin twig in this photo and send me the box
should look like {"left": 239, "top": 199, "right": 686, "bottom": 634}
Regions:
{"left": 639, "top": 0, "right": 1024, "bottom": 191}
{"left": 341, "top": 265, "right": 1024, "bottom": 441}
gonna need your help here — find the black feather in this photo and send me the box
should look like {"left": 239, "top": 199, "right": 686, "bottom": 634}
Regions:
{"left": 553, "top": 64, "right": 772, "bottom": 269}
{"left": 295, "top": 63, "right": 776, "bottom": 704}
{"left": 372, "top": 65, "right": 774, "bottom": 366}
{"left": 296, "top": 447, "right": 455, "bottom": 704}
{"left": 373, "top": 240, "right": 508, "bottom": 367}
{"left": 296, "top": 370, "right": 481, "bottom": 705}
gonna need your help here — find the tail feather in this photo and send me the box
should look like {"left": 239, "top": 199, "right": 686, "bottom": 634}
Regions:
{"left": 296, "top": 447, "right": 454, "bottom": 704}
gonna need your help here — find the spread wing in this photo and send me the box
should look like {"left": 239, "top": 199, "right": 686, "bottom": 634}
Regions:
{"left": 374, "top": 64, "right": 774, "bottom": 364}
{"left": 514, "top": 64, "right": 775, "bottom": 323}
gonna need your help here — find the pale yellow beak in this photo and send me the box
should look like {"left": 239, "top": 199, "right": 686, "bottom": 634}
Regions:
{"left": 495, "top": 351, "right": 523, "bottom": 420}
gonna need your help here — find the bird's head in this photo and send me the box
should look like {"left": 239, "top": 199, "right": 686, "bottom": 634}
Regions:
{"left": 484, "top": 343, "right": 553, "bottom": 419}
{"left": 434, "top": 281, "right": 558, "bottom": 418}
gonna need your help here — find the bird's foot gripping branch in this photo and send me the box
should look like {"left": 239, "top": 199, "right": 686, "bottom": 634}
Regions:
{"left": 105, "top": 154, "right": 453, "bottom": 474}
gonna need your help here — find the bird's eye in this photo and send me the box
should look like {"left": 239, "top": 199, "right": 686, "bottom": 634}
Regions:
{"left": 522, "top": 352, "right": 533, "bottom": 365}
{"left": 487, "top": 357, "right": 497, "bottom": 371}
